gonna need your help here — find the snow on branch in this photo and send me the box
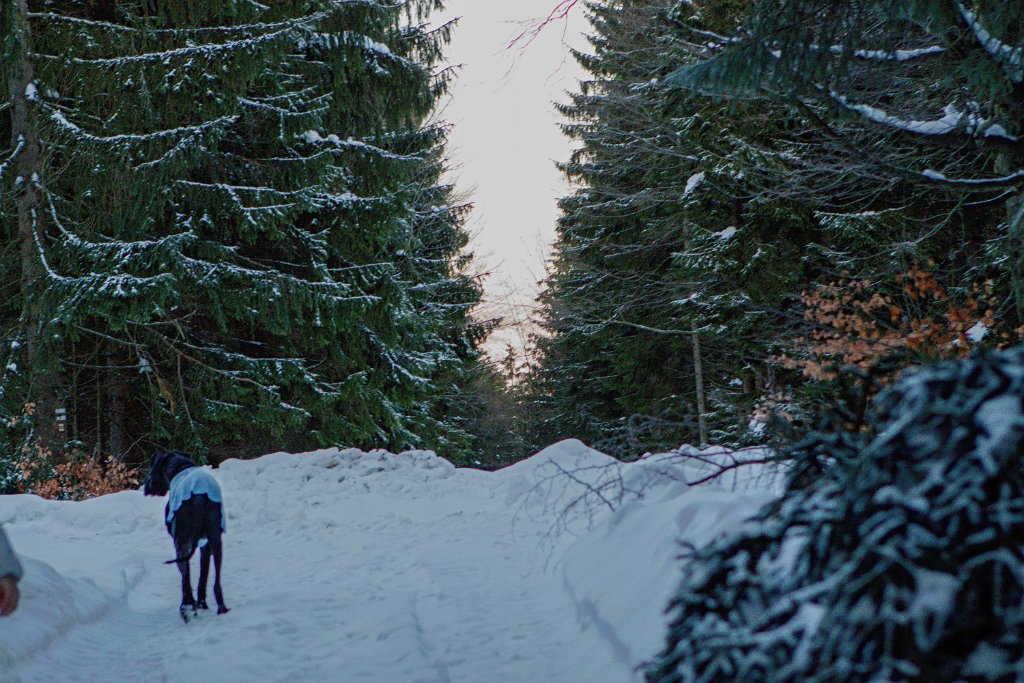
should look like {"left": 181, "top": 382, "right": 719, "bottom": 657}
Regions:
{"left": 679, "top": 25, "right": 742, "bottom": 48}
{"left": 48, "top": 107, "right": 237, "bottom": 146}
{"left": 43, "top": 193, "right": 196, "bottom": 260}
{"left": 0, "top": 136, "right": 26, "bottom": 178}
{"left": 956, "top": 3, "right": 1023, "bottom": 84}
{"left": 134, "top": 129, "right": 231, "bottom": 171}
{"left": 92, "top": 272, "right": 177, "bottom": 297}
{"left": 921, "top": 168, "right": 1024, "bottom": 187}
{"left": 828, "top": 93, "right": 1019, "bottom": 143}
{"left": 175, "top": 181, "right": 306, "bottom": 228}
{"left": 175, "top": 253, "right": 376, "bottom": 305}
{"left": 843, "top": 45, "right": 946, "bottom": 62}
{"left": 30, "top": 207, "right": 70, "bottom": 285}
{"left": 239, "top": 93, "right": 331, "bottom": 119}
{"left": 28, "top": 196, "right": 174, "bottom": 296}
{"left": 28, "top": 12, "right": 306, "bottom": 36}
{"left": 331, "top": 31, "right": 414, "bottom": 68}
{"left": 31, "top": 13, "right": 326, "bottom": 67}
{"left": 142, "top": 331, "right": 289, "bottom": 396}
{"left": 297, "top": 130, "right": 424, "bottom": 161}
{"left": 176, "top": 180, "right": 306, "bottom": 197}
{"left": 726, "top": 37, "right": 945, "bottom": 64}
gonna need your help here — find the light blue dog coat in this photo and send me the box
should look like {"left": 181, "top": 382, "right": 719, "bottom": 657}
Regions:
{"left": 167, "top": 467, "right": 226, "bottom": 534}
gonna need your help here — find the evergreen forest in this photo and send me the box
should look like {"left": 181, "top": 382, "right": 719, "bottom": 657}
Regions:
{"left": 1, "top": 0, "right": 486, "bottom": 486}
{"left": 525, "top": 0, "right": 1024, "bottom": 460}
{"left": 3, "top": 0, "right": 1022, "bottom": 494}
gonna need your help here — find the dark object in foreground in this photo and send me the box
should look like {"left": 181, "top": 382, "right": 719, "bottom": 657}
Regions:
{"left": 647, "top": 347, "right": 1024, "bottom": 682}
{"left": 0, "top": 524, "right": 22, "bottom": 617}
{"left": 144, "top": 450, "right": 230, "bottom": 622}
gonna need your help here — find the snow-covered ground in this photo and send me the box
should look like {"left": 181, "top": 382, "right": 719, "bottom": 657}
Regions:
{"left": 0, "top": 440, "right": 778, "bottom": 683}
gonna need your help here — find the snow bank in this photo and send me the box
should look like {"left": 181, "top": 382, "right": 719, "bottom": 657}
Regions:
{"left": 550, "top": 443, "right": 780, "bottom": 671}
{"left": 492, "top": 439, "right": 780, "bottom": 671}
{"left": 0, "top": 558, "right": 117, "bottom": 670}
{"left": 0, "top": 440, "right": 778, "bottom": 682}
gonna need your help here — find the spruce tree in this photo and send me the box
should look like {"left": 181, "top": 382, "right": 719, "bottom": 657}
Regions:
{"left": 648, "top": 348, "right": 1024, "bottom": 683}
{"left": 529, "top": 0, "right": 813, "bottom": 456}
{"left": 0, "top": 0, "right": 480, "bottom": 470}
{"left": 531, "top": 0, "right": 702, "bottom": 455}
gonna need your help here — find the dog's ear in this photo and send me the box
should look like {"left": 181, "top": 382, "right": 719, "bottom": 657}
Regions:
{"left": 170, "top": 451, "right": 197, "bottom": 468}
{"left": 143, "top": 450, "right": 171, "bottom": 496}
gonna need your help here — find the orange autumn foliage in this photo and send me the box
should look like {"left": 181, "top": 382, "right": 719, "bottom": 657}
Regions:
{"left": 5, "top": 403, "right": 141, "bottom": 500}
{"left": 784, "top": 265, "right": 1022, "bottom": 383}
{"left": 14, "top": 446, "right": 140, "bottom": 501}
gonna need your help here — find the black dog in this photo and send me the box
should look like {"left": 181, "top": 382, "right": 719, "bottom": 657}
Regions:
{"left": 143, "top": 450, "right": 229, "bottom": 622}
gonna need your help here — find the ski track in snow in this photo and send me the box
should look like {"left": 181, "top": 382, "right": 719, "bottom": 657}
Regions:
{"left": 0, "top": 441, "right": 776, "bottom": 682}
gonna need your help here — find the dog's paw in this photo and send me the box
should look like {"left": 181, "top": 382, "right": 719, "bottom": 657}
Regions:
{"left": 180, "top": 606, "right": 192, "bottom": 623}
{"left": 217, "top": 606, "right": 230, "bottom": 615}
{"left": 196, "top": 600, "right": 209, "bottom": 610}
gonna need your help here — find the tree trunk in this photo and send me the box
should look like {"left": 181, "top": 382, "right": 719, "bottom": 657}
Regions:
{"left": 691, "top": 325, "right": 707, "bottom": 448}
{"left": 105, "top": 354, "right": 129, "bottom": 460}
{"left": 1007, "top": 196, "right": 1024, "bottom": 322}
{"left": 994, "top": 151, "right": 1024, "bottom": 321}
{"left": 8, "top": 0, "right": 61, "bottom": 456}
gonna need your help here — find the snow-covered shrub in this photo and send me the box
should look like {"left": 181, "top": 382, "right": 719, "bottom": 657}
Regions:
{"left": 646, "top": 347, "right": 1024, "bottom": 683}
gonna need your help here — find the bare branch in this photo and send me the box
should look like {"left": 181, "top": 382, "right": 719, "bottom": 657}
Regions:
{"left": 507, "top": 0, "right": 580, "bottom": 50}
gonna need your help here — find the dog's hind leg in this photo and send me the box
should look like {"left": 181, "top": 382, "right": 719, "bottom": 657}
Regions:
{"left": 196, "top": 544, "right": 211, "bottom": 610}
{"left": 211, "top": 537, "right": 229, "bottom": 615}
{"left": 175, "top": 538, "right": 197, "bottom": 622}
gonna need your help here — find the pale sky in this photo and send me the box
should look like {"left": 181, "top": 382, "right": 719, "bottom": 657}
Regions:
{"left": 434, "top": 1, "right": 588, "bottom": 357}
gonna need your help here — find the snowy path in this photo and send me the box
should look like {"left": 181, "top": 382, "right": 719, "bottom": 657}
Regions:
{"left": 0, "top": 442, "right": 775, "bottom": 682}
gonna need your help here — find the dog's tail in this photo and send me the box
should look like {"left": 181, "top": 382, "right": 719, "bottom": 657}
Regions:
{"left": 164, "top": 535, "right": 203, "bottom": 565}
{"left": 164, "top": 551, "right": 196, "bottom": 565}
